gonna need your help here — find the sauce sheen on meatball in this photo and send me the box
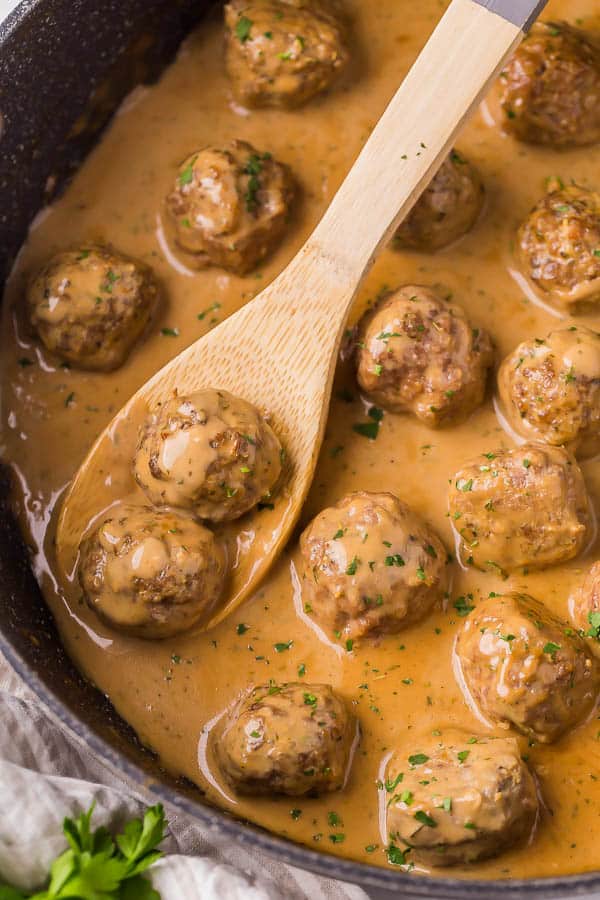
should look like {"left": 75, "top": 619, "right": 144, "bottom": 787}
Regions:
{"left": 385, "top": 729, "right": 538, "bottom": 865}
{"left": 216, "top": 681, "right": 356, "bottom": 796}
{"left": 27, "top": 244, "right": 159, "bottom": 371}
{"left": 134, "top": 389, "right": 283, "bottom": 522}
{"left": 498, "top": 326, "right": 600, "bottom": 458}
{"left": 517, "top": 183, "right": 600, "bottom": 307}
{"left": 166, "top": 140, "right": 295, "bottom": 274}
{"left": 456, "top": 593, "right": 598, "bottom": 743}
{"left": 224, "top": 0, "right": 350, "bottom": 108}
{"left": 300, "top": 491, "right": 448, "bottom": 641}
{"left": 355, "top": 285, "right": 493, "bottom": 427}
{"left": 498, "top": 21, "right": 600, "bottom": 147}
{"left": 449, "top": 442, "right": 591, "bottom": 573}
{"left": 79, "top": 504, "right": 226, "bottom": 639}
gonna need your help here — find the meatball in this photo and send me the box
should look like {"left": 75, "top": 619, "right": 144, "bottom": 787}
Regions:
{"left": 394, "top": 151, "right": 484, "bottom": 252}
{"left": 224, "top": 0, "right": 350, "bottom": 109}
{"left": 134, "top": 389, "right": 282, "bottom": 522}
{"left": 299, "top": 491, "right": 448, "bottom": 642}
{"left": 78, "top": 504, "right": 226, "bottom": 639}
{"left": 448, "top": 443, "right": 590, "bottom": 573}
{"left": 517, "top": 184, "right": 600, "bottom": 307}
{"left": 27, "top": 245, "right": 158, "bottom": 371}
{"left": 385, "top": 730, "right": 538, "bottom": 866}
{"left": 456, "top": 593, "right": 598, "bottom": 743}
{"left": 165, "top": 140, "right": 295, "bottom": 275}
{"left": 216, "top": 682, "right": 356, "bottom": 796}
{"left": 498, "top": 326, "right": 600, "bottom": 458}
{"left": 498, "top": 21, "right": 600, "bottom": 147}
{"left": 355, "top": 285, "right": 493, "bottom": 427}
{"left": 569, "top": 560, "right": 600, "bottom": 652}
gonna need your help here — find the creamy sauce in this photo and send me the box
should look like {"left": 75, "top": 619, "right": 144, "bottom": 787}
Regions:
{"left": 3, "top": 0, "right": 600, "bottom": 881}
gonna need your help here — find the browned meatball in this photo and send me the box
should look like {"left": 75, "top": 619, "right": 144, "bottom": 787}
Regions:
{"left": 569, "top": 560, "right": 600, "bottom": 653}
{"left": 456, "top": 593, "right": 598, "bottom": 743}
{"left": 134, "top": 389, "right": 283, "bottom": 523}
{"left": 385, "top": 730, "right": 538, "bottom": 866}
{"left": 448, "top": 443, "right": 590, "bottom": 573}
{"left": 27, "top": 245, "right": 159, "bottom": 371}
{"left": 517, "top": 184, "right": 600, "bottom": 307}
{"left": 498, "top": 21, "right": 600, "bottom": 147}
{"left": 165, "top": 141, "right": 295, "bottom": 274}
{"left": 79, "top": 504, "right": 225, "bottom": 639}
{"left": 394, "top": 152, "right": 484, "bottom": 252}
{"left": 216, "top": 682, "right": 356, "bottom": 796}
{"left": 299, "top": 491, "right": 448, "bottom": 642}
{"left": 355, "top": 285, "right": 493, "bottom": 427}
{"left": 224, "top": 0, "right": 350, "bottom": 109}
{"left": 498, "top": 326, "right": 600, "bottom": 458}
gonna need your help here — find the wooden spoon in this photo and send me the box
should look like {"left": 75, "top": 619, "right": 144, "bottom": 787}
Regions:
{"left": 56, "top": 0, "right": 547, "bottom": 629}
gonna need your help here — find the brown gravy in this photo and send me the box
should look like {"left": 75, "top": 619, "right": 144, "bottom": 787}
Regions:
{"left": 3, "top": 0, "right": 600, "bottom": 881}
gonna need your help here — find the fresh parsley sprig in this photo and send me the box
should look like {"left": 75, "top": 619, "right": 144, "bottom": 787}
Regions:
{"left": 0, "top": 803, "right": 167, "bottom": 900}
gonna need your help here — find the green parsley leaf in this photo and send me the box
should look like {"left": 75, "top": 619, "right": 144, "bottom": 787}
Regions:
{"left": 235, "top": 15, "right": 253, "bottom": 41}
{"left": 414, "top": 810, "right": 436, "bottom": 827}
{"left": 408, "top": 753, "right": 429, "bottom": 766}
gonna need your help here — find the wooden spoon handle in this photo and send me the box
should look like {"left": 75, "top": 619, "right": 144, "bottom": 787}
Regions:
{"left": 307, "top": 0, "right": 546, "bottom": 286}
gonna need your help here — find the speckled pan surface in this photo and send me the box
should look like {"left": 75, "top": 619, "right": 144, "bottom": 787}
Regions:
{"left": 1, "top": 1, "right": 600, "bottom": 897}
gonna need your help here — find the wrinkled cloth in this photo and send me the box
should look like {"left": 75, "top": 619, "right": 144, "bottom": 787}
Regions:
{"left": 0, "top": 656, "right": 369, "bottom": 900}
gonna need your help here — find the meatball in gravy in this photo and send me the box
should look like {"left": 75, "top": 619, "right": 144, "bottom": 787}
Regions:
{"left": 217, "top": 682, "right": 356, "bottom": 796}
{"left": 570, "top": 560, "right": 600, "bottom": 653}
{"left": 224, "top": 0, "right": 350, "bottom": 108}
{"left": 498, "top": 326, "right": 600, "bottom": 458}
{"left": 166, "top": 140, "right": 294, "bottom": 274}
{"left": 457, "top": 593, "right": 598, "bottom": 743}
{"left": 449, "top": 443, "right": 590, "bottom": 573}
{"left": 517, "top": 183, "right": 600, "bottom": 307}
{"left": 498, "top": 21, "right": 600, "bottom": 147}
{"left": 394, "top": 152, "right": 484, "bottom": 252}
{"left": 134, "top": 389, "right": 282, "bottom": 522}
{"left": 355, "top": 285, "right": 493, "bottom": 427}
{"left": 79, "top": 504, "right": 225, "bottom": 639}
{"left": 300, "top": 491, "right": 448, "bottom": 642}
{"left": 27, "top": 245, "right": 158, "bottom": 371}
{"left": 386, "top": 730, "right": 538, "bottom": 865}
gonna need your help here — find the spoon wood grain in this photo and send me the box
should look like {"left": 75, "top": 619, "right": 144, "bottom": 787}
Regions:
{"left": 56, "top": 0, "right": 547, "bottom": 630}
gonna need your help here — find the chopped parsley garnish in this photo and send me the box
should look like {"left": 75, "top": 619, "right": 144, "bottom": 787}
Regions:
{"left": 543, "top": 641, "right": 561, "bottom": 658}
{"left": 385, "top": 554, "right": 405, "bottom": 568}
{"left": 236, "top": 623, "right": 249, "bottom": 635}
{"left": 386, "top": 843, "right": 410, "bottom": 866}
{"left": 587, "top": 611, "right": 600, "bottom": 640}
{"left": 414, "top": 810, "right": 436, "bottom": 828}
{"left": 346, "top": 556, "right": 360, "bottom": 576}
{"left": 408, "top": 753, "right": 429, "bottom": 766}
{"left": 160, "top": 327, "right": 179, "bottom": 337}
{"left": 385, "top": 773, "right": 404, "bottom": 792}
{"left": 304, "top": 692, "right": 317, "bottom": 706}
{"left": 454, "top": 595, "right": 475, "bottom": 617}
{"left": 235, "top": 15, "right": 253, "bottom": 42}
{"left": 457, "top": 750, "right": 470, "bottom": 764}
{"left": 273, "top": 640, "right": 293, "bottom": 653}
{"left": 290, "top": 808, "right": 302, "bottom": 820}
{"left": 179, "top": 163, "right": 194, "bottom": 185}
